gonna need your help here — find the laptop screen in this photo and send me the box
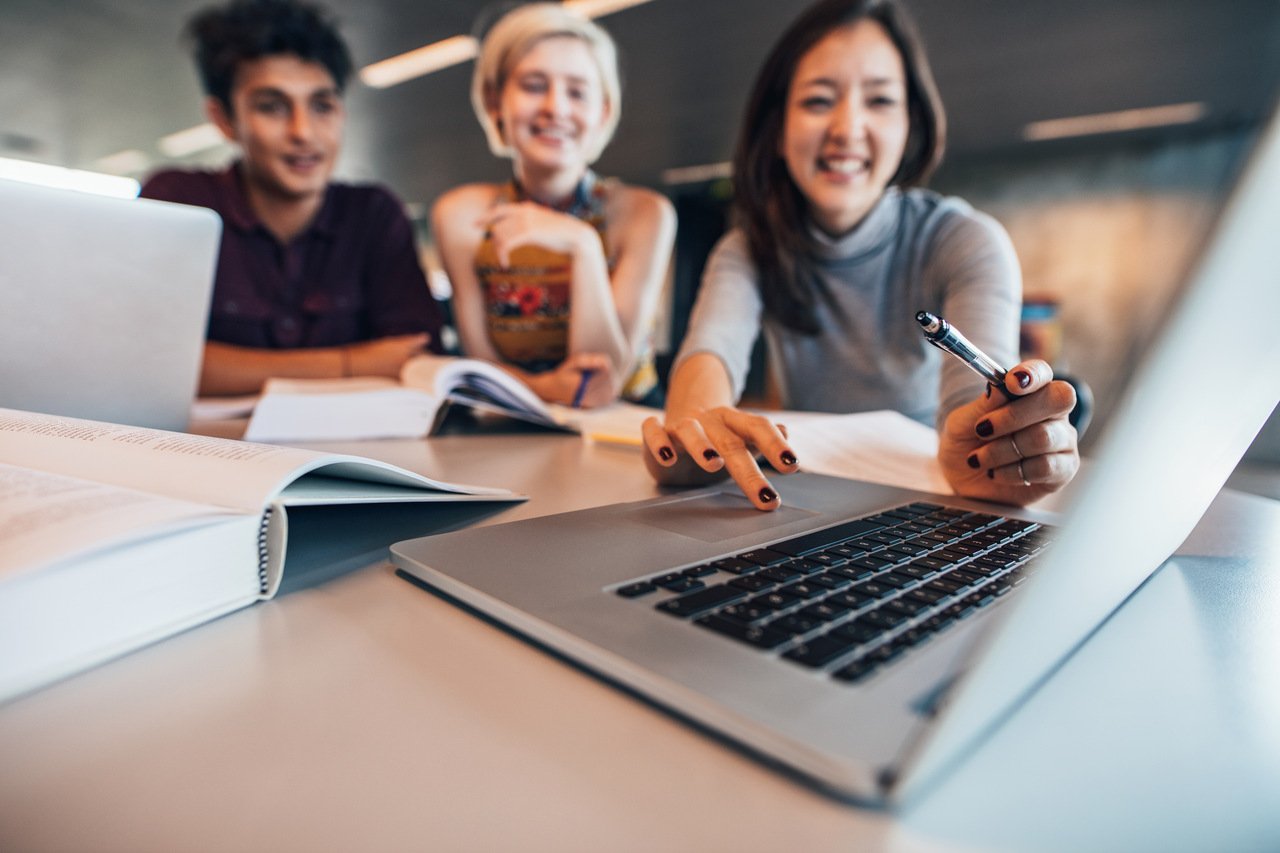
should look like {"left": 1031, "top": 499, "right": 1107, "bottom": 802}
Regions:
{"left": 0, "top": 180, "right": 221, "bottom": 431}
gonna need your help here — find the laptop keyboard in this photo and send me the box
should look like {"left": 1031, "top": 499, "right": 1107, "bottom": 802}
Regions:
{"left": 615, "top": 502, "right": 1052, "bottom": 684}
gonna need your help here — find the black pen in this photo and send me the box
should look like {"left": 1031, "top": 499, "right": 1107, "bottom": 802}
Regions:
{"left": 915, "top": 310, "right": 1016, "bottom": 400}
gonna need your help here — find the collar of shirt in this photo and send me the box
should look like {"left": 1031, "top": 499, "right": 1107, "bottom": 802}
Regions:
{"left": 807, "top": 186, "right": 901, "bottom": 264}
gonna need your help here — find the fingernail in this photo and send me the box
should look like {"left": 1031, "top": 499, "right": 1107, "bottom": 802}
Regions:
{"left": 1014, "top": 369, "right": 1032, "bottom": 389}
{"left": 659, "top": 447, "right": 674, "bottom": 462}
{"left": 985, "top": 384, "right": 993, "bottom": 399}
{"left": 976, "top": 419, "right": 994, "bottom": 438}
{"left": 703, "top": 449, "right": 720, "bottom": 461}
{"left": 780, "top": 451, "right": 797, "bottom": 465}
{"left": 759, "top": 487, "right": 778, "bottom": 503}
{"left": 967, "top": 453, "right": 980, "bottom": 469}
{"left": 987, "top": 468, "right": 995, "bottom": 480}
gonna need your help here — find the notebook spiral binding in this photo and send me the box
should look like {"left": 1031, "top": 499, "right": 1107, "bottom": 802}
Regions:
{"left": 257, "top": 506, "right": 273, "bottom": 594}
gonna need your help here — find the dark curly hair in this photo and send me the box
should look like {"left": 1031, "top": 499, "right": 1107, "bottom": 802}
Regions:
{"left": 734, "top": 0, "right": 945, "bottom": 334}
{"left": 186, "top": 0, "right": 353, "bottom": 111}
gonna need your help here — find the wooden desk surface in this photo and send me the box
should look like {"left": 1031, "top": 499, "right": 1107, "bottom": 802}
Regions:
{"left": 2, "top": 429, "right": 1278, "bottom": 852}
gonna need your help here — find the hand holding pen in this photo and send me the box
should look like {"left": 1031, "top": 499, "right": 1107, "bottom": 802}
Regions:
{"left": 917, "top": 310, "right": 1080, "bottom": 505}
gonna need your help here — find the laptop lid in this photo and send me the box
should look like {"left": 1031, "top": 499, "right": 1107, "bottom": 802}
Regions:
{"left": 0, "top": 179, "right": 220, "bottom": 431}
{"left": 893, "top": 104, "right": 1280, "bottom": 802}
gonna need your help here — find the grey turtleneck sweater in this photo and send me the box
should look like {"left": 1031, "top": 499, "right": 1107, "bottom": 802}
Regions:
{"left": 675, "top": 188, "right": 1022, "bottom": 429}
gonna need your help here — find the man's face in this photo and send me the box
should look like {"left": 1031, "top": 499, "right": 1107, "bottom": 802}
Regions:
{"left": 209, "top": 54, "right": 344, "bottom": 202}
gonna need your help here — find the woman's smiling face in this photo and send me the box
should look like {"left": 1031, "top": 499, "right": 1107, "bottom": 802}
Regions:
{"left": 781, "top": 19, "right": 909, "bottom": 236}
{"left": 494, "top": 35, "right": 610, "bottom": 176}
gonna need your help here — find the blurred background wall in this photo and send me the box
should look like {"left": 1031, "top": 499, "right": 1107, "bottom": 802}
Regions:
{"left": 2, "top": 0, "right": 1277, "bottom": 482}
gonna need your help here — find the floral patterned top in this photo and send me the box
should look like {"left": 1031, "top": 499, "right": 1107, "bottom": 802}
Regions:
{"left": 473, "top": 171, "right": 657, "bottom": 401}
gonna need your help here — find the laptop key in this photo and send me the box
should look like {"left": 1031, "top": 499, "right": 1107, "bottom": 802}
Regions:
{"left": 655, "top": 583, "right": 746, "bottom": 618}
{"left": 658, "top": 577, "right": 704, "bottom": 593}
{"left": 739, "top": 548, "right": 792, "bottom": 566}
{"left": 711, "top": 557, "right": 757, "bottom": 575}
{"left": 694, "top": 615, "right": 790, "bottom": 649}
{"left": 768, "top": 518, "right": 886, "bottom": 556}
{"left": 807, "top": 572, "right": 852, "bottom": 591}
{"left": 832, "top": 658, "right": 878, "bottom": 683}
{"left": 783, "top": 633, "right": 859, "bottom": 667}
{"left": 800, "top": 600, "right": 851, "bottom": 621}
{"left": 719, "top": 602, "right": 774, "bottom": 624}
{"left": 729, "top": 575, "right": 775, "bottom": 593}
{"left": 758, "top": 565, "right": 802, "bottom": 584}
{"left": 770, "top": 612, "right": 825, "bottom": 636}
{"left": 616, "top": 581, "right": 656, "bottom": 598}
{"left": 751, "top": 590, "right": 801, "bottom": 610}
{"left": 682, "top": 564, "right": 718, "bottom": 578}
{"left": 778, "top": 581, "right": 826, "bottom": 600}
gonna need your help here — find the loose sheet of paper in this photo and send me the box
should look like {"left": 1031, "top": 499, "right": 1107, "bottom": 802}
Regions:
{"left": 775, "top": 409, "right": 952, "bottom": 495}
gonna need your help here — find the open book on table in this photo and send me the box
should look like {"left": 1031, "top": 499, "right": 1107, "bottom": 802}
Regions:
{"left": 0, "top": 407, "right": 522, "bottom": 703}
{"left": 244, "top": 354, "right": 580, "bottom": 442}
{"left": 240, "top": 354, "right": 662, "bottom": 443}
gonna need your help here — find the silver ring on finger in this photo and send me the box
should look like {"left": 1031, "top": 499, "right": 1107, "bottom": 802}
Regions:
{"left": 1010, "top": 434, "right": 1024, "bottom": 460}
{"left": 1018, "top": 460, "right": 1030, "bottom": 487}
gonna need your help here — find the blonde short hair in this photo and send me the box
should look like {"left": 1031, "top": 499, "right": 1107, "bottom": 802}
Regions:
{"left": 471, "top": 2, "right": 622, "bottom": 163}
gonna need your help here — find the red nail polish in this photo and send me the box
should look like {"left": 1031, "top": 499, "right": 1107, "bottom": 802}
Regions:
{"left": 780, "top": 451, "right": 797, "bottom": 466}
{"left": 1014, "top": 369, "right": 1031, "bottom": 389}
{"left": 987, "top": 468, "right": 995, "bottom": 479}
{"left": 976, "top": 419, "right": 994, "bottom": 438}
{"left": 658, "top": 447, "right": 674, "bottom": 462}
{"left": 967, "top": 454, "right": 980, "bottom": 469}
{"left": 759, "top": 487, "right": 777, "bottom": 503}
{"left": 703, "top": 449, "right": 720, "bottom": 461}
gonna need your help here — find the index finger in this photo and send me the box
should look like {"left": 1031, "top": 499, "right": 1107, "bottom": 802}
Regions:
{"left": 699, "top": 413, "right": 785, "bottom": 511}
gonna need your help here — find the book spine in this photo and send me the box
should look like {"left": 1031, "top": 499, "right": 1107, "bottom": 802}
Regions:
{"left": 257, "top": 506, "right": 273, "bottom": 595}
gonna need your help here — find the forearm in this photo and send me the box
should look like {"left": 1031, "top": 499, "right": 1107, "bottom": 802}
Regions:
{"left": 665, "top": 352, "right": 737, "bottom": 420}
{"left": 198, "top": 341, "right": 344, "bottom": 396}
{"left": 567, "top": 229, "right": 630, "bottom": 385}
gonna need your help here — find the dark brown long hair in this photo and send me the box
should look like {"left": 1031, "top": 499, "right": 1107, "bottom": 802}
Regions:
{"left": 733, "top": 0, "right": 945, "bottom": 333}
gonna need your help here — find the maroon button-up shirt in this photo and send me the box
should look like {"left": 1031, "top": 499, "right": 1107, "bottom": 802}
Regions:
{"left": 141, "top": 164, "right": 443, "bottom": 352}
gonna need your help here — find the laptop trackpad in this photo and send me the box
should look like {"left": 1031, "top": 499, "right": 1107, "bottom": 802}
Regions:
{"left": 635, "top": 491, "right": 818, "bottom": 543}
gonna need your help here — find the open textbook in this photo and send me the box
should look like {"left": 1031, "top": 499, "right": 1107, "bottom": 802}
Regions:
{"left": 243, "top": 354, "right": 657, "bottom": 443}
{"left": 0, "top": 407, "right": 521, "bottom": 702}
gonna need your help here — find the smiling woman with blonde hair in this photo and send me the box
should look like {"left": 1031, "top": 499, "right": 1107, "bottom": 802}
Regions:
{"left": 432, "top": 2, "right": 675, "bottom": 408}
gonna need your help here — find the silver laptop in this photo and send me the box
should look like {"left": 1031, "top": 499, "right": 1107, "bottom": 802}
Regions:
{"left": 0, "top": 179, "right": 220, "bottom": 431}
{"left": 393, "top": 107, "right": 1280, "bottom": 806}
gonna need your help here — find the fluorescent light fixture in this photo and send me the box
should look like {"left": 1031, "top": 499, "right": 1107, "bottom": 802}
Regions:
{"left": 0, "top": 156, "right": 140, "bottom": 198}
{"left": 358, "top": 0, "right": 655, "bottom": 90}
{"left": 158, "top": 123, "right": 227, "bottom": 158}
{"left": 662, "top": 160, "right": 732, "bottom": 185}
{"left": 360, "top": 34, "right": 478, "bottom": 89}
{"left": 1023, "top": 102, "right": 1207, "bottom": 141}
{"left": 564, "top": 0, "right": 655, "bottom": 17}
{"left": 94, "top": 149, "right": 151, "bottom": 176}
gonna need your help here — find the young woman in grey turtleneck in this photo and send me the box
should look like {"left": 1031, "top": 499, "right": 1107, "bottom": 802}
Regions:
{"left": 642, "top": 0, "right": 1080, "bottom": 511}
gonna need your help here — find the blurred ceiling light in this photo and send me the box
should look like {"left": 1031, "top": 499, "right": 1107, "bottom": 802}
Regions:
{"left": 0, "top": 156, "right": 140, "bottom": 198}
{"left": 361, "top": 34, "right": 478, "bottom": 89}
{"left": 94, "top": 149, "right": 151, "bottom": 176}
{"left": 359, "top": 0, "right": 655, "bottom": 90}
{"left": 1023, "top": 102, "right": 1208, "bottom": 141}
{"left": 661, "top": 160, "right": 732, "bottom": 185}
{"left": 158, "top": 123, "right": 227, "bottom": 158}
